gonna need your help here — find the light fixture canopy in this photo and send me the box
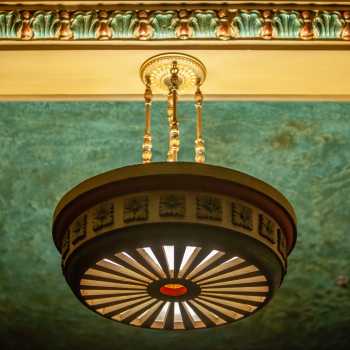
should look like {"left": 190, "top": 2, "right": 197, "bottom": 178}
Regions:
{"left": 53, "top": 53, "right": 297, "bottom": 331}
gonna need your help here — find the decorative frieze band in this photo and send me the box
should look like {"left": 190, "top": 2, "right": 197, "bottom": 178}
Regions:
{"left": 0, "top": 9, "right": 349, "bottom": 42}
{"left": 60, "top": 191, "right": 288, "bottom": 270}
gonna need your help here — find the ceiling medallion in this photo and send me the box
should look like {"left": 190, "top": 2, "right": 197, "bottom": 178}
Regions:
{"left": 53, "top": 53, "right": 297, "bottom": 330}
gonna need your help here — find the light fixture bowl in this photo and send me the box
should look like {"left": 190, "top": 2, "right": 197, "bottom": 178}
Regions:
{"left": 53, "top": 162, "right": 296, "bottom": 330}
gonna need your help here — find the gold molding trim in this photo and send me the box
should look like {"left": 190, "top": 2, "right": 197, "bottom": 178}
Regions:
{"left": 3, "top": 94, "right": 350, "bottom": 101}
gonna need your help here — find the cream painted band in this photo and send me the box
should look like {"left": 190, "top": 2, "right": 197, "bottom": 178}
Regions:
{"left": 61, "top": 190, "right": 288, "bottom": 270}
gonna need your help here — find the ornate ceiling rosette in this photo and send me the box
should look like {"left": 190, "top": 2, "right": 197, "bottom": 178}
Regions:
{"left": 0, "top": 1, "right": 349, "bottom": 47}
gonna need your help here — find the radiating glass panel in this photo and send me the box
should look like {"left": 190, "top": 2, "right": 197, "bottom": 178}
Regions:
{"left": 186, "top": 250, "right": 225, "bottom": 279}
{"left": 163, "top": 245, "right": 175, "bottom": 278}
{"left": 112, "top": 298, "right": 157, "bottom": 321}
{"left": 182, "top": 301, "right": 205, "bottom": 328}
{"left": 116, "top": 252, "right": 158, "bottom": 280}
{"left": 177, "top": 246, "right": 201, "bottom": 278}
{"left": 192, "top": 256, "right": 243, "bottom": 282}
{"left": 174, "top": 302, "right": 185, "bottom": 329}
{"left": 137, "top": 247, "right": 166, "bottom": 278}
{"left": 189, "top": 300, "right": 226, "bottom": 325}
{"left": 151, "top": 301, "right": 170, "bottom": 329}
{"left": 96, "top": 296, "right": 151, "bottom": 315}
{"left": 197, "top": 265, "right": 258, "bottom": 284}
{"left": 197, "top": 250, "right": 220, "bottom": 267}
{"left": 99, "top": 259, "right": 152, "bottom": 283}
{"left": 130, "top": 301, "right": 164, "bottom": 327}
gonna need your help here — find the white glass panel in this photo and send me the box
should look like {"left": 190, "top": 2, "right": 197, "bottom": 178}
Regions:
{"left": 197, "top": 250, "right": 219, "bottom": 268}
{"left": 137, "top": 247, "right": 166, "bottom": 278}
{"left": 174, "top": 302, "right": 185, "bottom": 330}
{"left": 182, "top": 301, "right": 201, "bottom": 322}
{"left": 177, "top": 246, "right": 201, "bottom": 278}
{"left": 163, "top": 245, "right": 175, "bottom": 278}
{"left": 151, "top": 302, "right": 170, "bottom": 329}
{"left": 179, "top": 246, "right": 197, "bottom": 271}
{"left": 144, "top": 247, "right": 163, "bottom": 270}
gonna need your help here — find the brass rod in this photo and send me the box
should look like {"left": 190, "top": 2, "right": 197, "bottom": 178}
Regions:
{"left": 142, "top": 75, "right": 152, "bottom": 163}
{"left": 167, "top": 61, "right": 180, "bottom": 162}
{"left": 195, "top": 81, "right": 205, "bottom": 163}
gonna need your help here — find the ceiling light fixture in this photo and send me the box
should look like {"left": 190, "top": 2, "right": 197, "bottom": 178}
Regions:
{"left": 52, "top": 53, "right": 297, "bottom": 330}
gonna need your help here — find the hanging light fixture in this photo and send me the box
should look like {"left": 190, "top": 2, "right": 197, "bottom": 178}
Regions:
{"left": 52, "top": 53, "right": 297, "bottom": 330}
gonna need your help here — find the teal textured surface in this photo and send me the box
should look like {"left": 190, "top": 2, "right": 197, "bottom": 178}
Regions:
{"left": 0, "top": 101, "right": 349, "bottom": 350}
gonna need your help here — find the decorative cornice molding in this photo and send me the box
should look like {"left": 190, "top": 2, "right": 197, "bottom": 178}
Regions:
{"left": 0, "top": 4, "right": 349, "bottom": 45}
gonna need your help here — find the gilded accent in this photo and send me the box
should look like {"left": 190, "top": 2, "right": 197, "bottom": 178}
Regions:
{"left": 176, "top": 10, "right": 192, "bottom": 40}
{"left": 216, "top": 10, "right": 232, "bottom": 40}
{"left": 159, "top": 194, "right": 186, "bottom": 218}
{"left": 261, "top": 10, "right": 273, "bottom": 40}
{"left": 21, "top": 10, "right": 32, "bottom": 40}
{"left": 300, "top": 10, "right": 314, "bottom": 40}
{"left": 97, "top": 10, "right": 111, "bottom": 40}
{"left": 135, "top": 11, "right": 152, "bottom": 40}
{"left": 59, "top": 11, "right": 72, "bottom": 40}
{"left": 124, "top": 196, "right": 149, "bottom": 223}
{"left": 342, "top": 11, "right": 350, "bottom": 40}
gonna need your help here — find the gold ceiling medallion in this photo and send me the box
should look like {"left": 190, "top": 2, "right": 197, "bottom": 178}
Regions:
{"left": 140, "top": 53, "right": 206, "bottom": 94}
{"left": 53, "top": 53, "right": 297, "bottom": 331}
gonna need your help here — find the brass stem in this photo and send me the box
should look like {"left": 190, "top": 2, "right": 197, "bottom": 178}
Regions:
{"left": 167, "top": 61, "right": 180, "bottom": 162}
{"left": 195, "top": 81, "right": 205, "bottom": 163}
{"left": 142, "top": 76, "right": 152, "bottom": 163}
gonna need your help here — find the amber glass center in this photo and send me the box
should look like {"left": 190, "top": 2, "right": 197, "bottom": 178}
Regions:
{"left": 159, "top": 283, "right": 188, "bottom": 297}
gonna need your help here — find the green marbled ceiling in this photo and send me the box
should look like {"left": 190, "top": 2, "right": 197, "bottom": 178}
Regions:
{"left": 0, "top": 102, "right": 349, "bottom": 350}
